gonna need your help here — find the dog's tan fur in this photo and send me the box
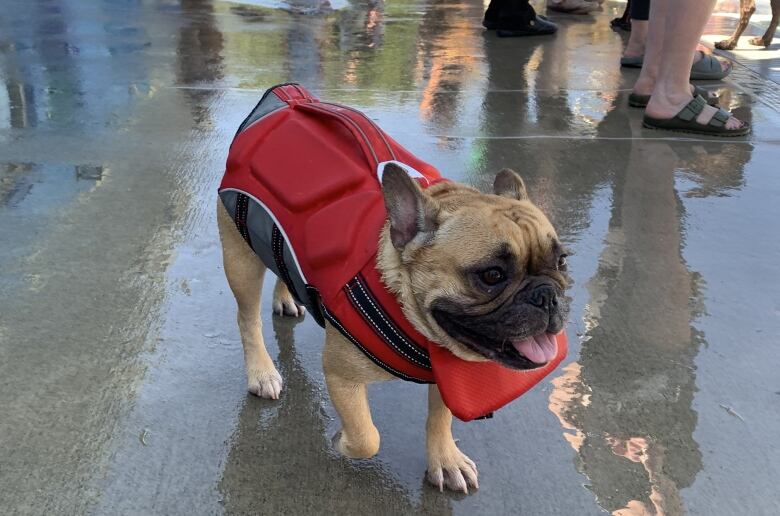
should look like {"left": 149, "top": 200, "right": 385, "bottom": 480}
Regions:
{"left": 217, "top": 168, "right": 563, "bottom": 493}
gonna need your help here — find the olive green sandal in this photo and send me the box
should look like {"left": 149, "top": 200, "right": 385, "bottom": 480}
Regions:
{"left": 621, "top": 52, "right": 732, "bottom": 80}
{"left": 690, "top": 53, "right": 731, "bottom": 80}
{"left": 642, "top": 95, "right": 750, "bottom": 137}
{"left": 628, "top": 86, "right": 719, "bottom": 108}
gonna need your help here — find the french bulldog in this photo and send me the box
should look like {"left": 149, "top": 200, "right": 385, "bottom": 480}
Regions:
{"left": 217, "top": 166, "right": 571, "bottom": 492}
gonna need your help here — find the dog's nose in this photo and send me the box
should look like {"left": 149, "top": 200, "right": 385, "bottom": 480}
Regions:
{"left": 529, "top": 285, "right": 558, "bottom": 310}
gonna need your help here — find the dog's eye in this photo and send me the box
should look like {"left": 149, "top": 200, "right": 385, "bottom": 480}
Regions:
{"left": 480, "top": 267, "right": 506, "bottom": 286}
{"left": 557, "top": 254, "right": 568, "bottom": 270}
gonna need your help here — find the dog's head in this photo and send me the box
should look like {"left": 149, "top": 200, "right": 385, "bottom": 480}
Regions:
{"left": 379, "top": 164, "right": 571, "bottom": 369}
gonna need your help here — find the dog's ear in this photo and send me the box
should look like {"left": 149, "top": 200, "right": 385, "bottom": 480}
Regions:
{"left": 382, "top": 163, "right": 438, "bottom": 249}
{"left": 493, "top": 168, "right": 528, "bottom": 201}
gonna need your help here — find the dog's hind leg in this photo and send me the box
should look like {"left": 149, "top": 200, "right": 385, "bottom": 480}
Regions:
{"left": 272, "top": 279, "right": 306, "bottom": 317}
{"left": 322, "top": 326, "right": 392, "bottom": 459}
{"left": 217, "top": 199, "right": 283, "bottom": 399}
{"left": 716, "top": 0, "right": 756, "bottom": 50}
{"left": 749, "top": 0, "right": 779, "bottom": 47}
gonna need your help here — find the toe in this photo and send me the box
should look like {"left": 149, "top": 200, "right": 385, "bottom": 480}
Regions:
{"left": 427, "top": 468, "right": 445, "bottom": 492}
{"left": 282, "top": 300, "right": 306, "bottom": 317}
{"left": 726, "top": 116, "right": 745, "bottom": 130}
{"left": 463, "top": 455, "right": 478, "bottom": 474}
{"left": 444, "top": 467, "right": 469, "bottom": 494}
{"left": 426, "top": 450, "right": 479, "bottom": 493}
{"left": 463, "top": 461, "right": 479, "bottom": 489}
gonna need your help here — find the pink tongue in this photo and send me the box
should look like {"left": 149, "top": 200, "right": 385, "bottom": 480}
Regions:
{"left": 512, "top": 333, "right": 558, "bottom": 364}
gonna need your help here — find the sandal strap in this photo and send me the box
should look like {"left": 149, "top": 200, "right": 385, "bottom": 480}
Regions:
{"left": 708, "top": 108, "right": 731, "bottom": 128}
{"left": 701, "top": 54, "right": 719, "bottom": 73}
{"left": 677, "top": 95, "right": 707, "bottom": 122}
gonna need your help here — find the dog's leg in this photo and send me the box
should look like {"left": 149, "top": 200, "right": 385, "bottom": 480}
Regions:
{"left": 271, "top": 279, "right": 306, "bottom": 317}
{"left": 425, "top": 384, "right": 478, "bottom": 493}
{"left": 750, "top": 0, "right": 779, "bottom": 47}
{"left": 217, "top": 200, "right": 283, "bottom": 399}
{"left": 322, "top": 325, "right": 386, "bottom": 459}
{"left": 716, "top": 0, "right": 756, "bottom": 50}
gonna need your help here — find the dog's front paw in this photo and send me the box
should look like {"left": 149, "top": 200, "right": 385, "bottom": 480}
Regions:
{"left": 247, "top": 368, "right": 283, "bottom": 399}
{"left": 426, "top": 442, "right": 479, "bottom": 494}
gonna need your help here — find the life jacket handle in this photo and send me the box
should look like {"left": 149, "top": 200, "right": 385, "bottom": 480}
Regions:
{"left": 295, "top": 102, "right": 396, "bottom": 169}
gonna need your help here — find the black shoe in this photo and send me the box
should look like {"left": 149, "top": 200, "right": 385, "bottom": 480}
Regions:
{"left": 482, "top": 8, "right": 557, "bottom": 30}
{"left": 610, "top": 16, "right": 631, "bottom": 32}
{"left": 497, "top": 15, "right": 557, "bottom": 37}
{"left": 482, "top": 2, "right": 499, "bottom": 29}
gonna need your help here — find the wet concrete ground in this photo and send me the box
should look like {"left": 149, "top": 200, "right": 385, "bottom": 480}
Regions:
{"left": 1, "top": 1, "right": 779, "bottom": 515}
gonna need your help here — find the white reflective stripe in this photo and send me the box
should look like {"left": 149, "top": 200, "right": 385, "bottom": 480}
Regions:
{"left": 220, "top": 188, "right": 308, "bottom": 284}
{"left": 376, "top": 160, "right": 428, "bottom": 185}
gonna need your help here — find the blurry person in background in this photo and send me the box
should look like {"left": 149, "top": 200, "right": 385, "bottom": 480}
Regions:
{"left": 627, "top": 0, "right": 749, "bottom": 135}
{"left": 611, "top": 0, "right": 632, "bottom": 31}
{"left": 621, "top": 0, "right": 732, "bottom": 82}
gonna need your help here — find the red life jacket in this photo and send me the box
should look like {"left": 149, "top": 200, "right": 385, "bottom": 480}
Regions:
{"left": 219, "top": 83, "right": 567, "bottom": 422}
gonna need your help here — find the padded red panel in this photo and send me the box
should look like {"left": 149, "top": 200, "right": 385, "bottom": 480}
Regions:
{"left": 304, "top": 191, "right": 381, "bottom": 268}
{"left": 251, "top": 120, "right": 367, "bottom": 212}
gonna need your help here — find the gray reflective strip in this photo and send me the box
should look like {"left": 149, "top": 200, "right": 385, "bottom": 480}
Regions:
{"left": 271, "top": 225, "right": 300, "bottom": 304}
{"left": 235, "top": 88, "right": 289, "bottom": 138}
{"left": 219, "top": 189, "right": 310, "bottom": 311}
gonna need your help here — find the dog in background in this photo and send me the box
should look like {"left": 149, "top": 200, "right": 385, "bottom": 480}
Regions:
{"left": 715, "top": 0, "right": 779, "bottom": 50}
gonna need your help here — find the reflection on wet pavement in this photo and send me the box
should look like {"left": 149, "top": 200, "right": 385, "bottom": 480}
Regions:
{"left": 218, "top": 317, "right": 452, "bottom": 515}
{"left": 1, "top": 0, "right": 779, "bottom": 514}
{"left": 551, "top": 139, "right": 705, "bottom": 515}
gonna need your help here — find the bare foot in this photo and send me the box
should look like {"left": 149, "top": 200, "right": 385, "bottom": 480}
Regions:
{"left": 632, "top": 82, "right": 717, "bottom": 104}
{"left": 692, "top": 104, "right": 744, "bottom": 130}
{"left": 623, "top": 19, "right": 648, "bottom": 58}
